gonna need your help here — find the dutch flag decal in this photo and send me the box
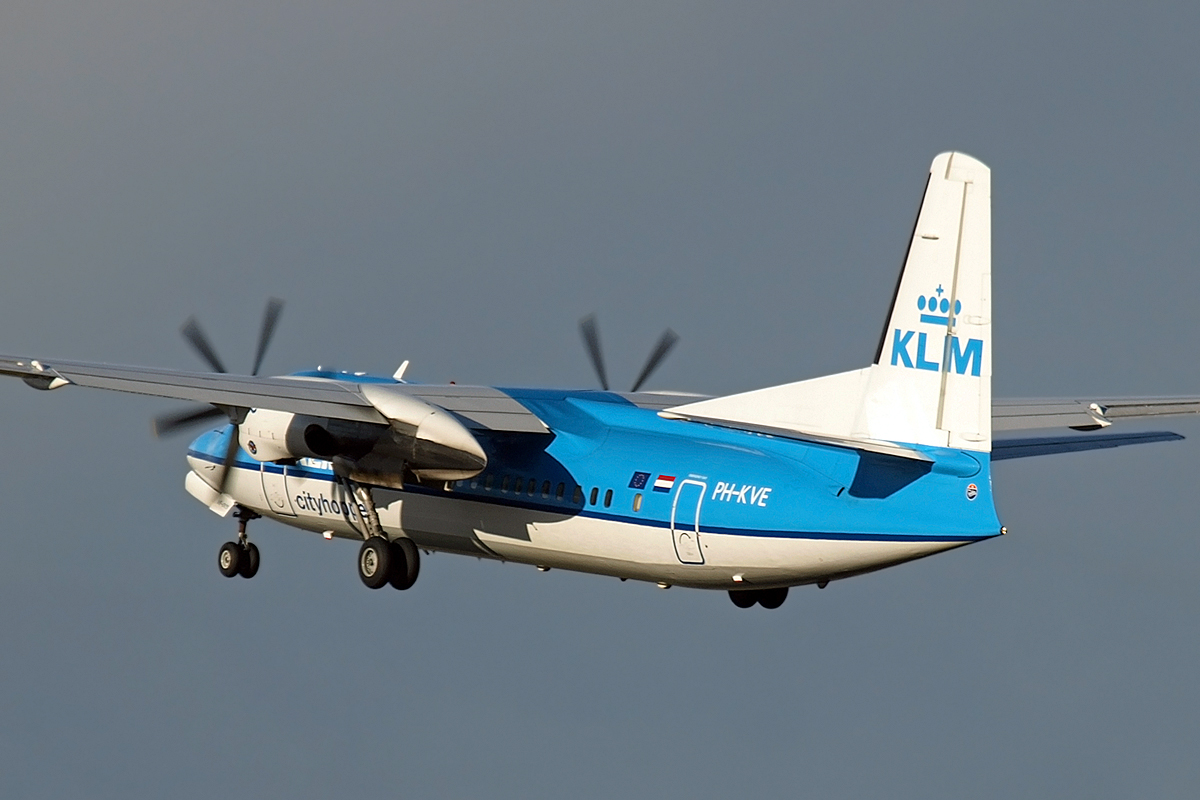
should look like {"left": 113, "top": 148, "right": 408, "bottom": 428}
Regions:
{"left": 653, "top": 475, "right": 676, "bottom": 493}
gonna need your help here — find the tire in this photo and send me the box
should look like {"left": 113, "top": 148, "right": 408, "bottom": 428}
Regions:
{"left": 239, "top": 542, "right": 260, "bottom": 579}
{"left": 387, "top": 538, "right": 421, "bottom": 591}
{"left": 358, "top": 536, "right": 392, "bottom": 589}
{"left": 218, "top": 541, "right": 241, "bottom": 578}
{"left": 728, "top": 590, "right": 758, "bottom": 609}
{"left": 758, "top": 587, "right": 788, "bottom": 609}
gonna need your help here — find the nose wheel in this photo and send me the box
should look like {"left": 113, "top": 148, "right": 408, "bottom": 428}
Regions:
{"left": 218, "top": 506, "right": 261, "bottom": 579}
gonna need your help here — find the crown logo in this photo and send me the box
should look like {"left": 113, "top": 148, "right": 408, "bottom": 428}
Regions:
{"left": 916, "top": 284, "right": 961, "bottom": 325}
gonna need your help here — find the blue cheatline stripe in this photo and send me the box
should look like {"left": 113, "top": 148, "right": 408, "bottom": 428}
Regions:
{"left": 187, "top": 450, "right": 996, "bottom": 545}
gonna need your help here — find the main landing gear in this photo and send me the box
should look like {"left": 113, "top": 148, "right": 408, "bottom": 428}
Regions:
{"left": 350, "top": 479, "right": 420, "bottom": 591}
{"left": 357, "top": 536, "right": 420, "bottom": 590}
{"left": 212, "top": 485, "right": 422, "bottom": 589}
{"left": 218, "top": 506, "right": 261, "bottom": 579}
{"left": 728, "top": 587, "right": 789, "bottom": 609}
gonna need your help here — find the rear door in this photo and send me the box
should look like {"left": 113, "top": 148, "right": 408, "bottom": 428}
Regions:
{"left": 670, "top": 479, "right": 706, "bottom": 565}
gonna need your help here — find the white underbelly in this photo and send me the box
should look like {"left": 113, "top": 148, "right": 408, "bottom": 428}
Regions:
{"left": 200, "top": 461, "right": 973, "bottom": 590}
{"left": 471, "top": 502, "right": 967, "bottom": 589}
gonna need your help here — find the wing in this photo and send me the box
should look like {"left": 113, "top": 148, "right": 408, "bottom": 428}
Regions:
{"left": 993, "top": 396, "right": 1200, "bottom": 431}
{"left": 0, "top": 354, "right": 388, "bottom": 423}
{"left": 992, "top": 430, "right": 1184, "bottom": 460}
{"left": 0, "top": 354, "right": 548, "bottom": 433}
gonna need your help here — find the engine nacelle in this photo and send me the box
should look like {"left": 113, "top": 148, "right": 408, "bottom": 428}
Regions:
{"left": 358, "top": 384, "right": 488, "bottom": 481}
{"left": 238, "top": 408, "right": 384, "bottom": 463}
{"left": 237, "top": 391, "right": 487, "bottom": 483}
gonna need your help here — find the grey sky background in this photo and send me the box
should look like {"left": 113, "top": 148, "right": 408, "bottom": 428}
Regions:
{"left": 2, "top": 2, "right": 1199, "bottom": 797}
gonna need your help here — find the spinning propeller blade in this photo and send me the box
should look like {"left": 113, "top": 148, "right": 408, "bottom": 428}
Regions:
{"left": 630, "top": 328, "right": 679, "bottom": 392}
{"left": 251, "top": 297, "right": 284, "bottom": 376}
{"left": 180, "top": 317, "right": 227, "bottom": 374}
{"left": 215, "top": 423, "right": 242, "bottom": 496}
{"left": 153, "top": 406, "right": 226, "bottom": 437}
{"left": 579, "top": 314, "right": 680, "bottom": 392}
{"left": 155, "top": 299, "right": 285, "bottom": 440}
{"left": 579, "top": 314, "right": 609, "bottom": 391}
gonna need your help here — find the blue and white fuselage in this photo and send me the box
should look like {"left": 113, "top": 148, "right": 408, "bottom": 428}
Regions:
{"left": 187, "top": 385, "right": 1001, "bottom": 590}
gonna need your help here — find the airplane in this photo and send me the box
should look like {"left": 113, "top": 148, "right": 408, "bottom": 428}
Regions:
{"left": 2, "top": 151, "right": 1197, "bottom": 610}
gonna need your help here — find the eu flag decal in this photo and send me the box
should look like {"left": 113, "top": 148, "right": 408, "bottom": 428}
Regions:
{"left": 629, "top": 471, "right": 650, "bottom": 490}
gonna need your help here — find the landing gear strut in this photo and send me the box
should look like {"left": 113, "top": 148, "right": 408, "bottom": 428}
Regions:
{"left": 349, "top": 480, "right": 420, "bottom": 591}
{"left": 218, "top": 506, "right": 261, "bottom": 579}
{"left": 349, "top": 480, "right": 385, "bottom": 539}
{"left": 728, "top": 586, "right": 788, "bottom": 609}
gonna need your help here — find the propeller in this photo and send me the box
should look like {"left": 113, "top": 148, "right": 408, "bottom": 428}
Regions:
{"left": 578, "top": 314, "right": 679, "bottom": 393}
{"left": 630, "top": 328, "right": 680, "bottom": 392}
{"left": 152, "top": 405, "right": 226, "bottom": 436}
{"left": 154, "top": 298, "right": 285, "bottom": 495}
{"left": 180, "top": 317, "right": 228, "bottom": 374}
{"left": 579, "top": 314, "right": 609, "bottom": 391}
{"left": 250, "top": 298, "right": 284, "bottom": 376}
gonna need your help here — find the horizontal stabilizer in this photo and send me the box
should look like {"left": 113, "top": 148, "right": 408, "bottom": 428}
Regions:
{"left": 991, "top": 430, "right": 1183, "bottom": 461}
{"left": 660, "top": 410, "right": 934, "bottom": 462}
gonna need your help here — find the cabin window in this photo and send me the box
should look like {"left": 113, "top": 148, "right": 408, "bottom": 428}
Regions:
{"left": 589, "top": 487, "right": 599, "bottom": 506}
{"left": 555, "top": 482, "right": 565, "bottom": 501}
{"left": 604, "top": 489, "right": 613, "bottom": 508}
{"left": 470, "top": 479, "right": 479, "bottom": 490}
{"left": 527, "top": 479, "right": 536, "bottom": 497}
{"left": 514, "top": 477, "right": 524, "bottom": 494}
{"left": 632, "top": 493, "right": 642, "bottom": 512}
{"left": 502, "top": 475, "right": 511, "bottom": 493}
{"left": 485, "top": 475, "right": 494, "bottom": 491}
{"left": 572, "top": 485, "right": 583, "bottom": 504}
{"left": 541, "top": 481, "right": 551, "bottom": 498}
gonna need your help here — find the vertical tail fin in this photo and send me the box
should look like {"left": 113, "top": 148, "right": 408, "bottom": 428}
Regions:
{"left": 864, "top": 151, "right": 992, "bottom": 450}
{"left": 664, "top": 152, "right": 993, "bottom": 453}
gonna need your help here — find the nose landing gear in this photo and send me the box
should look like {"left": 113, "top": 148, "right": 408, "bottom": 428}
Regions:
{"left": 218, "top": 506, "right": 261, "bottom": 579}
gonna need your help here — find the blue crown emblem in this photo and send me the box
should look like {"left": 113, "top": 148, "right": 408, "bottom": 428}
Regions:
{"left": 916, "top": 285, "right": 961, "bottom": 325}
